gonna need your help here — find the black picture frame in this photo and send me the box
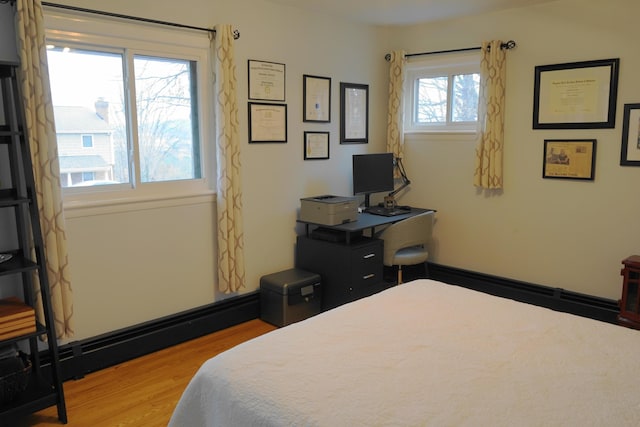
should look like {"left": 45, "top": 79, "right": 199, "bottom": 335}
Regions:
{"left": 340, "top": 82, "right": 368, "bottom": 144}
{"left": 248, "top": 60, "right": 286, "bottom": 102}
{"left": 533, "top": 58, "right": 619, "bottom": 129}
{"left": 248, "top": 102, "right": 287, "bottom": 143}
{"left": 303, "top": 131, "right": 330, "bottom": 160}
{"left": 542, "top": 139, "right": 597, "bottom": 180}
{"left": 303, "top": 75, "right": 331, "bottom": 123}
{"left": 620, "top": 103, "right": 640, "bottom": 166}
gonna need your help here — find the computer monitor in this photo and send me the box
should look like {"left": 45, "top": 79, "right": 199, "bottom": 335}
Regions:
{"left": 352, "top": 153, "right": 395, "bottom": 207}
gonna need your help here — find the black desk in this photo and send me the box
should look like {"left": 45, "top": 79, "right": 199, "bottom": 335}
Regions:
{"left": 299, "top": 207, "right": 431, "bottom": 244}
{"left": 296, "top": 207, "right": 433, "bottom": 309}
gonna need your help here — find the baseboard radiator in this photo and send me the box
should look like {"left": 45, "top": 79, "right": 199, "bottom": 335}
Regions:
{"left": 38, "top": 263, "right": 620, "bottom": 382}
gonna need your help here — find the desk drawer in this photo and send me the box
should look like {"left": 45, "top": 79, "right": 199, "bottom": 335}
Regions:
{"left": 350, "top": 240, "right": 383, "bottom": 286}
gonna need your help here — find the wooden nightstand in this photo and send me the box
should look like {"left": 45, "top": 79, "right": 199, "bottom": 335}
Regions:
{"left": 618, "top": 255, "right": 640, "bottom": 329}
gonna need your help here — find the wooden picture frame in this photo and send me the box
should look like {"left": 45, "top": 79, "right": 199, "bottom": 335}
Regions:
{"left": 620, "top": 103, "right": 640, "bottom": 166}
{"left": 303, "top": 75, "right": 331, "bottom": 123}
{"left": 543, "top": 139, "right": 596, "bottom": 180}
{"left": 248, "top": 102, "right": 287, "bottom": 143}
{"left": 533, "top": 58, "right": 619, "bottom": 129}
{"left": 304, "top": 131, "right": 330, "bottom": 160}
{"left": 340, "top": 82, "right": 368, "bottom": 144}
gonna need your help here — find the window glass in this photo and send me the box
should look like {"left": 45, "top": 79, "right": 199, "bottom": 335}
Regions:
{"left": 47, "top": 47, "right": 128, "bottom": 187}
{"left": 133, "top": 56, "right": 200, "bottom": 183}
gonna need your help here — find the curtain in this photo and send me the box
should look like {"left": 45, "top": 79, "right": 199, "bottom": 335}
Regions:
{"left": 15, "top": 0, "right": 74, "bottom": 339}
{"left": 473, "top": 40, "right": 507, "bottom": 190}
{"left": 213, "top": 24, "right": 245, "bottom": 294}
{"left": 386, "top": 50, "right": 406, "bottom": 166}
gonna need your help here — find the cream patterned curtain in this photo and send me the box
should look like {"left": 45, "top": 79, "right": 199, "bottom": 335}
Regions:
{"left": 16, "top": 0, "right": 74, "bottom": 339}
{"left": 213, "top": 25, "right": 245, "bottom": 294}
{"left": 386, "top": 50, "right": 406, "bottom": 164}
{"left": 473, "top": 40, "right": 507, "bottom": 190}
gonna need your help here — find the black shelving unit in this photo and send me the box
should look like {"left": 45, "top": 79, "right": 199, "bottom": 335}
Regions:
{"left": 0, "top": 61, "right": 67, "bottom": 423}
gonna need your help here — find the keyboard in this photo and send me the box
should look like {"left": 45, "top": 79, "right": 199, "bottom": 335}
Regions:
{"left": 364, "top": 206, "right": 411, "bottom": 217}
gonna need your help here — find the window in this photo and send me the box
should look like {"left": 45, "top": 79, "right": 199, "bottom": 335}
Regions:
{"left": 81, "top": 135, "right": 93, "bottom": 148}
{"left": 404, "top": 51, "right": 481, "bottom": 133}
{"left": 44, "top": 9, "right": 213, "bottom": 202}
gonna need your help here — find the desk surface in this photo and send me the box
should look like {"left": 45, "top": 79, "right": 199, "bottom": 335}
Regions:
{"left": 299, "top": 207, "right": 432, "bottom": 233}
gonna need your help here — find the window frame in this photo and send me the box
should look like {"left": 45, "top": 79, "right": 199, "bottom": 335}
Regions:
{"left": 44, "top": 8, "right": 215, "bottom": 210}
{"left": 403, "top": 50, "right": 481, "bottom": 134}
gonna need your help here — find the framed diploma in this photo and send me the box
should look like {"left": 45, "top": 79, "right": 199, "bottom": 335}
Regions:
{"left": 303, "top": 75, "right": 331, "bottom": 122}
{"left": 248, "top": 102, "right": 287, "bottom": 143}
{"left": 340, "top": 82, "right": 369, "bottom": 144}
{"left": 248, "top": 60, "right": 286, "bottom": 101}
{"left": 620, "top": 103, "right": 640, "bottom": 166}
{"left": 533, "top": 58, "right": 619, "bottom": 129}
{"left": 543, "top": 139, "right": 596, "bottom": 180}
{"left": 304, "top": 131, "right": 329, "bottom": 160}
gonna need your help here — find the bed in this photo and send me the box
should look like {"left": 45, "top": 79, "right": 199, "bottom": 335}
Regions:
{"left": 169, "top": 279, "right": 640, "bottom": 426}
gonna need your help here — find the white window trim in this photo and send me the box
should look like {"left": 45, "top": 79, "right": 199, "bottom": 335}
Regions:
{"left": 44, "top": 8, "right": 216, "bottom": 215}
{"left": 403, "top": 50, "right": 481, "bottom": 135}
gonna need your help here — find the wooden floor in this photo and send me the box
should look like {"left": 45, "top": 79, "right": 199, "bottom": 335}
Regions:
{"left": 16, "top": 319, "right": 277, "bottom": 427}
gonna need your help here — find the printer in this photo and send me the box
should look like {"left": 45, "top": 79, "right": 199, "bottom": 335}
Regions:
{"left": 299, "top": 195, "right": 358, "bottom": 226}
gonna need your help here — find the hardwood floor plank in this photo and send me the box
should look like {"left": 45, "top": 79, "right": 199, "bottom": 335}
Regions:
{"left": 16, "top": 319, "right": 277, "bottom": 426}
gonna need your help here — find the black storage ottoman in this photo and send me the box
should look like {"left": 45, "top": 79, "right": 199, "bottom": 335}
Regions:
{"left": 260, "top": 268, "right": 321, "bottom": 327}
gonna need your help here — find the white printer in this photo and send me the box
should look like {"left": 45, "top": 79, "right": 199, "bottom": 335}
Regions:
{"left": 299, "top": 195, "right": 358, "bottom": 226}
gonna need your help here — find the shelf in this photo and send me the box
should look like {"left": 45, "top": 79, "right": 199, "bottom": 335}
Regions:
{"left": 0, "top": 371, "right": 61, "bottom": 422}
{"left": 0, "top": 254, "right": 38, "bottom": 278}
{"left": 0, "top": 189, "right": 28, "bottom": 207}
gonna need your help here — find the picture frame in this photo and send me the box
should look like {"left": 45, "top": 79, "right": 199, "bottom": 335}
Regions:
{"left": 533, "top": 58, "right": 619, "bottom": 129}
{"left": 542, "top": 139, "right": 597, "bottom": 180}
{"left": 248, "top": 102, "right": 287, "bottom": 143}
{"left": 248, "top": 60, "right": 286, "bottom": 101}
{"left": 340, "top": 82, "right": 369, "bottom": 144}
{"left": 304, "top": 131, "right": 330, "bottom": 160}
{"left": 620, "top": 103, "right": 640, "bottom": 166}
{"left": 303, "top": 75, "right": 331, "bottom": 123}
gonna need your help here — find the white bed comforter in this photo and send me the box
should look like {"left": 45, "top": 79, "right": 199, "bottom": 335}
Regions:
{"left": 169, "top": 279, "right": 640, "bottom": 426}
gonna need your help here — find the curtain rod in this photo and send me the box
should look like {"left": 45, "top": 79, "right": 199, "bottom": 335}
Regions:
{"left": 40, "top": 2, "right": 240, "bottom": 39}
{"left": 385, "top": 40, "right": 516, "bottom": 61}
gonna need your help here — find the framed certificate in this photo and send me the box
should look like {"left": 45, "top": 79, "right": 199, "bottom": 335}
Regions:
{"left": 304, "top": 131, "right": 329, "bottom": 160}
{"left": 303, "top": 75, "right": 331, "bottom": 122}
{"left": 248, "top": 60, "right": 286, "bottom": 101}
{"left": 248, "top": 102, "right": 287, "bottom": 143}
{"left": 340, "top": 82, "right": 368, "bottom": 144}
{"left": 533, "top": 58, "right": 619, "bottom": 129}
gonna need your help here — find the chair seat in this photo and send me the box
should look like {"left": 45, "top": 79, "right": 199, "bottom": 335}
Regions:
{"left": 391, "top": 246, "right": 429, "bottom": 266}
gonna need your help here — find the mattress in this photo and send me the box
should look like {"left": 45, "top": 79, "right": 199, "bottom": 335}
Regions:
{"left": 169, "top": 279, "right": 640, "bottom": 426}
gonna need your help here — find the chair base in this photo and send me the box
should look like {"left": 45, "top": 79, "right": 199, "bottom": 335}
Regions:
{"left": 383, "top": 263, "right": 429, "bottom": 285}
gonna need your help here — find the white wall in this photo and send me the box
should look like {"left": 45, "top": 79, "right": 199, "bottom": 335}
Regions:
{"left": 383, "top": 0, "right": 640, "bottom": 300}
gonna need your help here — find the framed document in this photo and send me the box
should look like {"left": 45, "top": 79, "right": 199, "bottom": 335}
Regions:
{"left": 248, "top": 60, "right": 286, "bottom": 101}
{"left": 340, "top": 82, "right": 369, "bottom": 144}
{"left": 303, "top": 75, "right": 331, "bottom": 122}
{"left": 248, "top": 102, "right": 287, "bottom": 143}
{"left": 543, "top": 139, "right": 596, "bottom": 180}
{"left": 620, "top": 103, "right": 640, "bottom": 166}
{"left": 533, "top": 58, "right": 619, "bottom": 129}
{"left": 304, "top": 131, "right": 329, "bottom": 160}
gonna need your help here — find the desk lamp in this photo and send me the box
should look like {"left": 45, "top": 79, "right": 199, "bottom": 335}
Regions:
{"left": 383, "top": 157, "right": 411, "bottom": 208}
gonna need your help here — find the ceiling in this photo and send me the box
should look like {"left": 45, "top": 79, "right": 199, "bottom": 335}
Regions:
{"left": 266, "top": 0, "right": 555, "bottom": 26}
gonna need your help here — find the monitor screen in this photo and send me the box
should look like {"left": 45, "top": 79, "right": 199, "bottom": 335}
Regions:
{"left": 352, "top": 153, "right": 394, "bottom": 206}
